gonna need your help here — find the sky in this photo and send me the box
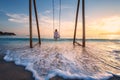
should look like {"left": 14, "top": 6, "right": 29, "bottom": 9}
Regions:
{"left": 0, "top": 0, "right": 120, "bottom": 39}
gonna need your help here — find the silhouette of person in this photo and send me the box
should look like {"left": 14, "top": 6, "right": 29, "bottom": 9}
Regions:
{"left": 54, "top": 29, "right": 60, "bottom": 40}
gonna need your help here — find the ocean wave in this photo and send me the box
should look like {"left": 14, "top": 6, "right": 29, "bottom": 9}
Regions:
{"left": 3, "top": 42, "right": 120, "bottom": 80}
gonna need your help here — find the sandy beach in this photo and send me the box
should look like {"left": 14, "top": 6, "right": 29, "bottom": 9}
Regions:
{"left": 0, "top": 54, "right": 34, "bottom": 80}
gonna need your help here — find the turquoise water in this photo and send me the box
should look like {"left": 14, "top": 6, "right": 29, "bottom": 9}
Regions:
{"left": 0, "top": 36, "right": 120, "bottom": 43}
{"left": 0, "top": 36, "right": 120, "bottom": 50}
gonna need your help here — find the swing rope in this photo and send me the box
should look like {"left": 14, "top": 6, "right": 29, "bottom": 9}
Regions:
{"left": 52, "top": 0, "right": 55, "bottom": 33}
{"left": 52, "top": 0, "right": 61, "bottom": 36}
{"left": 59, "top": 0, "right": 61, "bottom": 36}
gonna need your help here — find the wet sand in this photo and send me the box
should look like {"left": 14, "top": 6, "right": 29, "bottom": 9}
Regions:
{"left": 0, "top": 54, "right": 34, "bottom": 80}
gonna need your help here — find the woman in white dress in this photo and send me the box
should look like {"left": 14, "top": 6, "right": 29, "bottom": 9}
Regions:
{"left": 54, "top": 29, "right": 60, "bottom": 40}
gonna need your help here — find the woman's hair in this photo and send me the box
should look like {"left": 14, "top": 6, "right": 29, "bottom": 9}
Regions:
{"left": 55, "top": 29, "right": 57, "bottom": 32}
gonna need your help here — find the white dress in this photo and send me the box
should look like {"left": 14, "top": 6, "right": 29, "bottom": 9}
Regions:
{"left": 54, "top": 32, "right": 60, "bottom": 39}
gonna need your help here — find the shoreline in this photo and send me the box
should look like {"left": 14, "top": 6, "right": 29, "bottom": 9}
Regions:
{"left": 1, "top": 54, "right": 120, "bottom": 80}
{"left": 1, "top": 42, "right": 120, "bottom": 80}
{"left": 0, "top": 54, "right": 34, "bottom": 80}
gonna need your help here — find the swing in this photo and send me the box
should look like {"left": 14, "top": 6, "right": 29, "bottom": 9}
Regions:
{"left": 52, "top": 0, "right": 61, "bottom": 40}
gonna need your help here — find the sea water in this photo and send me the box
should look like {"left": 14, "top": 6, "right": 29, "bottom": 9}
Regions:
{"left": 0, "top": 36, "right": 120, "bottom": 80}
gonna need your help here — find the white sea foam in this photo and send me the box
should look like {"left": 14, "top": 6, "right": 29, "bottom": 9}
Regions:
{"left": 3, "top": 42, "right": 120, "bottom": 80}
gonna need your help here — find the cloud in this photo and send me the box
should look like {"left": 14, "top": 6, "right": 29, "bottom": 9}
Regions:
{"left": 6, "top": 13, "right": 53, "bottom": 26}
{"left": 0, "top": 10, "right": 6, "bottom": 14}
{"left": 6, "top": 13, "right": 52, "bottom": 25}
{"left": 6, "top": 13, "right": 29, "bottom": 23}
{"left": 61, "top": 5, "right": 73, "bottom": 9}
{"left": 88, "top": 16, "right": 120, "bottom": 33}
{"left": 6, "top": 12, "right": 120, "bottom": 38}
{"left": 39, "top": 14, "right": 52, "bottom": 24}
{"left": 54, "top": 5, "right": 73, "bottom": 11}
{"left": 5, "top": 12, "right": 83, "bottom": 37}
{"left": 44, "top": 10, "right": 51, "bottom": 14}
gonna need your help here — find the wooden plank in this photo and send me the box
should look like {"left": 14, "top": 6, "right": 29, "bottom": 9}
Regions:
{"left": 82, "top": 0, "right": 85, "bottom": 47}
{"left": 29, "top": 0, "right": 33, "bottom": 48}
{"left": 33, "top": 0, "right": 41, "bottom": 45}
{"left": 73, "top": 0, "right": 80, "bottom": 44}
{"left": 75, "top": 41, "right": 82, "bottom": 46}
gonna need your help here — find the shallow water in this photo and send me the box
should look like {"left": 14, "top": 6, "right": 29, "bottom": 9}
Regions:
{"left": 0, "top": 38, "right": 120, "bottom": 80}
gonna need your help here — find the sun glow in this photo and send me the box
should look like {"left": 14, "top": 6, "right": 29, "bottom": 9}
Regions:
{"left": 87, "top": 16, "right": 120, "bottom": 38}
{"left": 106, "top": 35, "right": 120, "bottom": 39}
{"left": 103, "top": 26, "right": 119, "bottom": 33}
{"left": 100, "top": 16, "right": 120, "bottom": 33}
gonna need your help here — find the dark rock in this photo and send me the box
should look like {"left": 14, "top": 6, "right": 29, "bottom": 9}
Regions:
{"left": 0, "top": 31, "right": 16, "bottom": 36}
